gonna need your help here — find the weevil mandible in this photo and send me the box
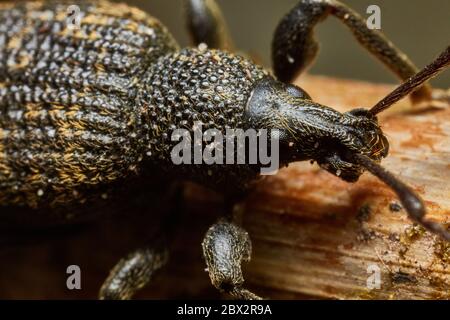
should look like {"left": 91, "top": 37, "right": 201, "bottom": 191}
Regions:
{"left": 0, "top": 0, "right": 449, "bottom": 299}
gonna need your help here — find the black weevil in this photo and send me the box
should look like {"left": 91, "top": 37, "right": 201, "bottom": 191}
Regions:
{"left": 0, "top": 0, "right": 449, "bottom": 299}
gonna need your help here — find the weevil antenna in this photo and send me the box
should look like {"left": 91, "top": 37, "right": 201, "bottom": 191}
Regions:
{"left": 353, "top": 153, "right": 450, "bottom": 242}
{"left": 370, "top": 46, "right": 450, "bottom": 115}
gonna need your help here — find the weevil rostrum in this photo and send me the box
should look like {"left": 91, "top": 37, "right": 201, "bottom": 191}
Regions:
{"left": 0, "top": 0, "right": 449, "bottom": 299}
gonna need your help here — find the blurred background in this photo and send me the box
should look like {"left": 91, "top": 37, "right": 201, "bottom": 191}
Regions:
{"left": 126, "top": 0, "right": 449, "bottom": 87}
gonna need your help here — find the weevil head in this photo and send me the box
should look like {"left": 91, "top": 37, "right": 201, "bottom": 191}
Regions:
{"left": 245, "top": 77, "right": 389, "bottom": 182}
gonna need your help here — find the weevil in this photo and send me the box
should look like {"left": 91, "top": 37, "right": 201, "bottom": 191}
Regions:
{"left": 0, "top": 0, "right": 449, "bottom": 299}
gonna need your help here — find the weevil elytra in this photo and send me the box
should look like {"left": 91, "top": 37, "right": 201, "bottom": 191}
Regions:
{"left": 0, "top": 0, "right": 449, "bottom": 299}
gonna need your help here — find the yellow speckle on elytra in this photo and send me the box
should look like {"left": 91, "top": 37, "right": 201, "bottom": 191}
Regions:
{"left": 0, "top": 129, "right": 7, "bottom": 175}
{"left": 6, "top": 36, "right": 21, "bottom": 50}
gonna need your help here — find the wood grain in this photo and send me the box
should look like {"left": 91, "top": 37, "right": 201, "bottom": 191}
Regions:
{"left": 0, "top": 75, "right": 448, "bottom": 299}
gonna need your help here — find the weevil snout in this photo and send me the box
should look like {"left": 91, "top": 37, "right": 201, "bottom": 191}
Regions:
{"left": 345, "top": 108, "right": 389, "bottom": 160}
{"left": 316, "top": 108, "right": 389, "bottom": 182}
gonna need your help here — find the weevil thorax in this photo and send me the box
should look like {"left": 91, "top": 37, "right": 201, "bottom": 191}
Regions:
{"left": 138, "top": 47, "right": 270, "bottom": 190}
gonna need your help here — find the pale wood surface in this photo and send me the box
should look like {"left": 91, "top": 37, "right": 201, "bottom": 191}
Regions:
{"left": 0, "top": 75, "right": 448, "bottom": 299}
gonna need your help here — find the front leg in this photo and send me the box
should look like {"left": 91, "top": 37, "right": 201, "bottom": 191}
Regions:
{"left": 99, "top": 243, "right": 169, "bottom": 300}
{"left": 272, "top": 0, "right": 432, "bottom": 104}
{"left": 185, "top": 0, "right": 234, "bottom": 50}
{"left": 202, "top": 218, "right": 262, "bottom": 300}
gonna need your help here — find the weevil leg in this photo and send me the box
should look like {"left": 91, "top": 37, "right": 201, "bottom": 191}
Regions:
{"left": 202, "top": 217, "right": 262, "bottom": 300}
{"left": 99, "top": 241, "right": 169, "bottom": 300}
{"left": 185, "top": 0, "right": 234, "bottom": 50}
{"left": 99, "top": 183, "right": 185, "bottom": 300}
{"left": 272, "top": 0, "right": 432, "bottom": 104}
